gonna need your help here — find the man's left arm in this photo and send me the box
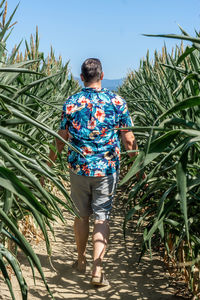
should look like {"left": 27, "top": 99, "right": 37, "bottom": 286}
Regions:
{"left": 40, "top": 128, "right": 68, "bottom": 186}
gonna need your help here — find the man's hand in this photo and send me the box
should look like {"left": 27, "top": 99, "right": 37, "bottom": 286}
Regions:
{"left": 120, "top": 130, "right": 138, "bottom": 158}
{"left": 40, "top": 128, "right": 69, "bottom": 187}
{"left": 48, "top": 128, "right": 69, "bottom": 163}
{"left": 40, "top": 176, "right": 45, "bottom": 187}
{"left": 136, "top": 172, "right": 146, "bottom": 181}
{"left": 136, "top": 172, "right": 148, "bottom": 189}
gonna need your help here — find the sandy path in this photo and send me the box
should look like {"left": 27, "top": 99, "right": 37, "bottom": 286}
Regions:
{"left": 0, "top": 195, "right": 185, "bottom": 300}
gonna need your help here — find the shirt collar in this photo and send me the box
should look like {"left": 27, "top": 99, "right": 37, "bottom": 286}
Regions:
{"left": 82, "top": 87, "right": 107, "bottom": 93}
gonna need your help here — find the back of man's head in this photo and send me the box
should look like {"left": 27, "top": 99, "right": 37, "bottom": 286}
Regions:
{"left": 81, "top": 58, "right": 102, "bottom": 83}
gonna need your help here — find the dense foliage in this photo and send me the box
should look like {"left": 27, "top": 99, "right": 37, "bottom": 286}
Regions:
{"left": 0, "top": 1, "right": 80, "bottom": 299}
{"left": 119, "top": 27, "right": 200, "bottom": 297}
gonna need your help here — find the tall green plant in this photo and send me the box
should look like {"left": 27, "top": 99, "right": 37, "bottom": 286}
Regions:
{"left": 119, "top": 28, "right": 200, "bottom": 297}
{"left": 0, "top": 1, "right": 80, "bottom": 299}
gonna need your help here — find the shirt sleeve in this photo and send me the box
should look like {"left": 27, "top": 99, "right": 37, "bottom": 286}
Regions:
{"left": 118, "top": 100, "right": 133, "bottom": 129}
{"left": 60, "top": 102, "right": 68, "bottom": 130}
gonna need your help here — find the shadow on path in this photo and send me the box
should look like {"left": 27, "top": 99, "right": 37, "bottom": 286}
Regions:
{"left": 0, "top": 200, "right": 187, "bottom": 300}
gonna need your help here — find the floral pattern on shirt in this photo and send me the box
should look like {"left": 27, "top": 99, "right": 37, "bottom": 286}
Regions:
{"left": 60, "top": 87, "right": 133, "bottom": 176}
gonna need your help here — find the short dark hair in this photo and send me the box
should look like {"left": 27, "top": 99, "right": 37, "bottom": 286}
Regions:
{"left": 81, "top": 58, "right": 102, "bottom": 83}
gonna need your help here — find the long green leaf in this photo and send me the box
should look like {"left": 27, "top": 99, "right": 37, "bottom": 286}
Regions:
{"left": 0, "top": 244, "right": 28, "bottom": 300}
{"left": 5, "top": 105, "right": 79, "bottom": 153}
{"left": 0, "top": 252, "right": 16, "bottom": 300}
{"left": 12, "top": 71, "right": 63, "bottom": 100}
{"left": 0, "top": 209, "right": 54, "bottom": 299}
{"left": 177, "top": 46, "right": 196, "bottom": 65}
{"left": 0, "top": 3, "right": 19, "bottom": 41}
{"left": 0, "top": 125, "right": 42, "bottom": 155}
{"left": 0, "top": 141, "right": 64, "bottom": 220}
{"left": 143, "top": 33, "right": 200, "bottom": 44}
{"left": 157, "top": 96, "right": 200, "bottom": 121}
{"left": 0, "top": 67, "right": 44, "bottom": 75}
{"left": 0, "top": 190, "right": 13, "bottom": 231}
{"left": 120, "top": 130, "right": 180, "bottom": 185}
{"left": 176, "top": 151, "right": 189, "bottom": 242}
{"left": 0, "top": 166, "right": 53, "bottom": 219}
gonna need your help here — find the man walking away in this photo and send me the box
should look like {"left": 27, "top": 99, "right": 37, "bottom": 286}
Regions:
{"left": 47, "top": 58, "right": 138, "bottom": 286}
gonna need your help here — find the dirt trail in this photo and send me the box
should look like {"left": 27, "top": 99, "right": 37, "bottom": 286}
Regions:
{"left": 0, "top": 194, "right": 185, "bottom": 300}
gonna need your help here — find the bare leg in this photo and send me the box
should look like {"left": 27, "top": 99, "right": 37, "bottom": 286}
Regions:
{"left": 74, "top": 216, "right": 89, "bottom": 271}
{"left": 92, "top": 220, "right": 109, "bottom": 277}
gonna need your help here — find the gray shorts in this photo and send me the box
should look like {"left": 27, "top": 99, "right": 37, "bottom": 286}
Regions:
{"left": 69, "top": 170, "right": 119, "bottom": 220}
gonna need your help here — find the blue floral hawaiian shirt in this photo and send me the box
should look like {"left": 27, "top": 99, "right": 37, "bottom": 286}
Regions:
{"left": 60, "top": 87, "right": 133, "bottom": 177}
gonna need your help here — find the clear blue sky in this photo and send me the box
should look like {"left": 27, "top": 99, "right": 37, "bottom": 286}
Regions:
{"left": 6, "top": 0, "right": 200, "bottom": 79}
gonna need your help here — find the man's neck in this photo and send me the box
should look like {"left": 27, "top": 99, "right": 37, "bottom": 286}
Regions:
{"left": 84, "top": 81, "right": 102, "bottom": 90}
